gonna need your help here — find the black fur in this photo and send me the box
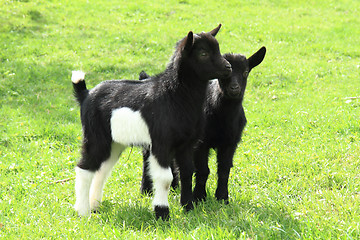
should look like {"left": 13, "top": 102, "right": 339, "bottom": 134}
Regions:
{"left": 141, "top": 146, "right": 180, "bottom": 195}
{"left": 139, "top": 47, "right": 266, "bottom": 204}
{"left": 154, "top": 206, "right": 170, "bottom": 221}
{"left": 72, "top": 80, "right": 88, "bottom": 104}
{"left": 193, "top": 47, "right": 266, "bottom": 203}
{"left": 72, "top": 25, "right": 231, "bottom": 220}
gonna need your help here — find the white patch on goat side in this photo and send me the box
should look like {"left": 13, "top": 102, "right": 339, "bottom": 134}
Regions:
{"left": 89, "top": 143, "right": 125, "bottom": 211}
{"left": 71, "top": 70, "right": 86, "bottom": 84}
{"left": 148, "top": 154, "right": 173, "bottom": 207}
{"left": 110, "top": 107, "right": 151, "bottom": 145}
{"left": 74, "top": 167, "right": 95, "bottom": 216}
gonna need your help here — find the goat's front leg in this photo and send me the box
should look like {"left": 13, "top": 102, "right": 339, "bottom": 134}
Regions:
{"left": 175, "top": 148, "right": 195, "bottom": 211}
{"left": 215, "top": 145, "right": 237, "bottom": 203}
{"left": 141, "top": 147, "right": 179, "bottom": 195}
{"left": 148, "top": 153, "right": 173, "bottom": 220}
{"left": 193, "top": 144, "right": 210, "bottom": 202}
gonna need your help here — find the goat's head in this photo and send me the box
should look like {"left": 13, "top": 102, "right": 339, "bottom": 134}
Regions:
{"left": 178, "top": 24, "right": 232, "bottom": 81}
{"left": 220, "top": 47, "right": 266, "bottom": 100}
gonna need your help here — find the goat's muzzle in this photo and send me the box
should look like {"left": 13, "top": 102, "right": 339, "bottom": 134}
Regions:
{"left": 227, "top": 85, "right": 241, "bottom": 98}
{"left": 219, "top": 61, "right": 232, "bottom": 78}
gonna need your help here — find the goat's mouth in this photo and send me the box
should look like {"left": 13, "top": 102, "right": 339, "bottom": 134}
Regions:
{"left": 227, "top": 91, "right": 241, "bottom": 99}
{"left": 224, "top": 88, "right": 242, "bottom": 98}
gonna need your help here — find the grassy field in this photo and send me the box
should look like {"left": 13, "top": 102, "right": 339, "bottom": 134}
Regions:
{"left": 1, "top": 0, "right": 359, "bottom": 239}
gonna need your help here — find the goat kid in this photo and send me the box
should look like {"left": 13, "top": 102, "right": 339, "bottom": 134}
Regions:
{"left": 193, "top": 47, "right": 266, "bottom": 203}
{"left": 71, "top": 24, "right": 231, "bottom": 220}
{"left": 139, "top": 47, "right": 266, "bottom": 205}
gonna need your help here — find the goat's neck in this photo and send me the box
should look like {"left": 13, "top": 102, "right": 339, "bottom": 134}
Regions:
{"left": 158, "top": 60, "right": 209, "bottom": 111}
{"left": 179, "top": 67, "right": 208, "bottom": 101}
{"left": 166, "top": 68, "right": 208, "bottom": 112}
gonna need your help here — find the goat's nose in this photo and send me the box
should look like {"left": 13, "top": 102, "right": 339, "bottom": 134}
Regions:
{"left": 225, "top": 63, "right": 232, "bottom": 69}
{"left": 230, "top": 84, "right": 240, "bottom": 90}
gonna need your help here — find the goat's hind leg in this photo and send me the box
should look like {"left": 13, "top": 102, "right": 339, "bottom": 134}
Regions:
{"left": 90, "top": 143, "right": 125, "bottom": 212}
{"left": 74, "top": 133, "right": 113, "bottom": 216}
{"left": 141, "top": 147, "right": 153, "bottom": 195}
{"left": 74, "top": 166, "right": 95, "bottom": 216}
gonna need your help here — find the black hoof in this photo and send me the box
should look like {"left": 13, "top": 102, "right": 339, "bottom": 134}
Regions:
{"left": 154, "top": 206, "right": 170, "bottom": 221}
{"left": 171, "top": 179, "right": 179, "bottom": 190}
{"left": 183, "top": 202, "right": 194, "bottom": 212}
{"left": 193, "top": 193, "right": 206, "bottom": 203}
{"left": 216, "top": 196, "right": 229, "bottom": 205}
{"left": 141, "top": 187, "right": 153, "bottom": 196}
{"left": 193, "top": 188, "right": 207, "bottom": 203}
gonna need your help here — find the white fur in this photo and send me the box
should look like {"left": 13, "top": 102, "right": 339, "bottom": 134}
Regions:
{"left": 74, "top": 167, "right": 94, "bottom": 216}
{"left": 89, "top": 143, "right": 125, "bottom": 211}
{"left": 71, "top": 71, "right": 85, "bottom": 84}
{"left": 148, "top": 154, "right": 173, "bottom": 207}
{"left": 110, "top": 107, "right": 151, "bottom": 145}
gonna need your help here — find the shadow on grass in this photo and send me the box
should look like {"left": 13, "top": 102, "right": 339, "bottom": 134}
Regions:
{"left": 96, "top": 200, "right": 157, "bottom": 227}
{"left": 96, "top": 195, "right": 303, "bottom": 239}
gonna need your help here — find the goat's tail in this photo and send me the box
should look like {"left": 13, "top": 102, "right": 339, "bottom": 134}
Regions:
{"left": 71, "top": 70, "right": 88, "bottom": 105}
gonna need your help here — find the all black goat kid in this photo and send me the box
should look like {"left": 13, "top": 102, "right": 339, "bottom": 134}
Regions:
{"left": 71, "top": 25, "right": 231, "bottom": 220}
{"left": 193, "top": 47, "right": 266, "bottom": 203}
{"left": 140, "top": 47, "right": 266, "bottom": 205}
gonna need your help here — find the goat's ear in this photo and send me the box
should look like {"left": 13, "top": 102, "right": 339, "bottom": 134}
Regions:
{"left": 139, "top": 70, "right": 150, "bottom": 80}
{"left": 248, "top": 46, "right": 266, "bottom": 70}
{"left": 209, "top": 24, "right": 222, "bottom": 37}
{"left": 184, "top": 31, "right": 194, "bottom": 52}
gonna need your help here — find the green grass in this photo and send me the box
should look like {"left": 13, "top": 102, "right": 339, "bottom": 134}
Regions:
{"left": 1, "top": 0, "right": 359, "bottom": 239}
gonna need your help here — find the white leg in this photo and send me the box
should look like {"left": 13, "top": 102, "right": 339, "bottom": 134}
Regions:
{"left": 74, "top": 167, "right": 95, "bottom": 216}
{"left": 89, "top": 143, "right": 124, "bottom": 211}
{"left": 148, "top": 154, "right": 173, "bottom": 219}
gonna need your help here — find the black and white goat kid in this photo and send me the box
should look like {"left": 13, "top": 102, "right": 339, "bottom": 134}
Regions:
{"left": 71, "top": 25, "right": 232, "bottom": 220}
{"left": 139, "top": 47, "right": 266, "bottom": 205}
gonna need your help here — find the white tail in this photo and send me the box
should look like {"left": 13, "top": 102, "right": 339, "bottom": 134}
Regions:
{"left": 71, "top": 71, "right": 86, "bottom": 84}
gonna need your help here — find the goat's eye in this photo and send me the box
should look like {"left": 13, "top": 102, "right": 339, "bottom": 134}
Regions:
{"left": 200, "top": 52, "right": 208, "bottom": 57}
{"left": 243, "top": 71, "right": 249, "bottom": 78}
{"left": 197, "top": 49, "right": 209, "bottom": 57}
